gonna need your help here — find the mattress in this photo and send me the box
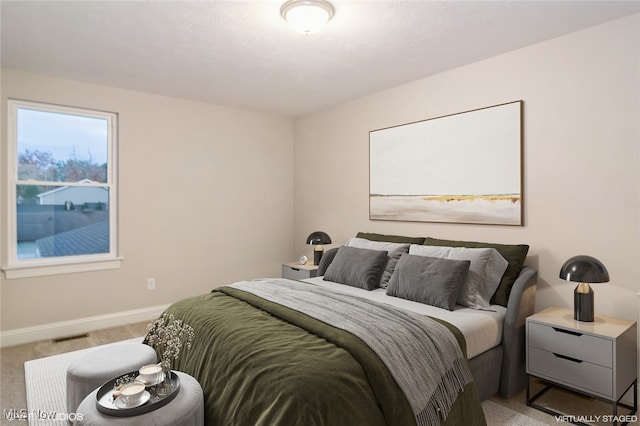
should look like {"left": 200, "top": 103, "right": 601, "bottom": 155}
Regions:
{"left": 303, "top": 276, "right": 506, "bottom": 359}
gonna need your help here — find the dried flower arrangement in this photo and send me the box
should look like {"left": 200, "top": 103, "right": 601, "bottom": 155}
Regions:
{"left": 146, "top": 313, "right": 195, "bottom": 370}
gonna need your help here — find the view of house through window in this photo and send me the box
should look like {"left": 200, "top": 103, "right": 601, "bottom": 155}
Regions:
{"left": 9, "top": 100, "right": 116, "bottom": 262}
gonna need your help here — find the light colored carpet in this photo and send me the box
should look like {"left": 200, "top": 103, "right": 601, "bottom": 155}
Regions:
{"left": 482, "top": 400, "right": 548, "bottom": 425}
{"left": 24, "top": 339, "right": 548, "bottom": 425}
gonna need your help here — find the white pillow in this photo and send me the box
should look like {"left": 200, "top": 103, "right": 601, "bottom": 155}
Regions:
{"left": 409, "top": 244, "right": 508, "bottom": 310}
{"left": 346, "top": 237, "right": 410, "bottom": 288}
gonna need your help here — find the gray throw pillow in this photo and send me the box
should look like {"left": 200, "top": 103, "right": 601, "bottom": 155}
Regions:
{"left": 409, "top": 245, "right": 508, "bottom": 310}
{"left": 317, "top": 247, "right": 339, "bottom": 276}
{"left": 346, "top": 237, "right": 410, "bottom": 289}
{"left": 323, "top": 246, "right": 388, "bottom": 290}
{"left": 386, "top": 253, "right": 470, "bottom": 311}
{"left": 423, "top": 237, "right": 529, "bottom": 307}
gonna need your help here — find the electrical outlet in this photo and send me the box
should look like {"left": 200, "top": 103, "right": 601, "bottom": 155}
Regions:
{"left": 147, "top": 278, "right": 156, "bottom": 290}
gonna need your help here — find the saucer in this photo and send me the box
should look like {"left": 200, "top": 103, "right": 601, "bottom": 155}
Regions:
{"left": 114, "top": 391, "right": 150, "bottom": 409}
{"left": 135, "top": 372, "right": 165, "bottom": 386}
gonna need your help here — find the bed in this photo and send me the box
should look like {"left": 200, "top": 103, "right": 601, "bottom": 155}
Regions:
{"left": 154, "top": 234, "right": 537, "bottom": 426}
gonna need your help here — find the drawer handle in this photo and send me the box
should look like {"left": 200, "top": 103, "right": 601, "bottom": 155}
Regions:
{"left": 291, "top": 268, "right": 301, "bottom": 271}
{"left": 552, "top": 327, "right": 582, "bottom": 337}
{"left": 553, "top": 353, "right": 583, "bottom": 364}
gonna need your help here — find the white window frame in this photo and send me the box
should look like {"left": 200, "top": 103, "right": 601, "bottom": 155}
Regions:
{"left": 3, "top": 99, "right": 122, "bottom": 279}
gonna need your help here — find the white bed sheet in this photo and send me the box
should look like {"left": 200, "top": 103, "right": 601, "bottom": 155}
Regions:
{"left": 302, "top": 276, "right": 506, "bottom": 359}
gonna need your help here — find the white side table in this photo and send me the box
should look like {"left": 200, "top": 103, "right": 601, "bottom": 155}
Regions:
{"left": 76, "top": 371, "right": 204, "bottom": 426}
{"left": 282, "top": 262, "right": 318, "bottom": 280}
{"left": 526, "top": 306, "right": 637, "bottom": 425}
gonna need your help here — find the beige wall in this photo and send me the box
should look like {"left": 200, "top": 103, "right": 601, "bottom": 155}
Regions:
{"left": 294, "top": 13, "right": 639, "bottom": 352}
{"left": 1, "top": 70, "right": 294, "bottom": 333}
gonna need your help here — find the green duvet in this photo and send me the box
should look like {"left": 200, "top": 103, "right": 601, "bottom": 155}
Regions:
{"left": 154, "top": 284, "right": 486, "bottom": 426}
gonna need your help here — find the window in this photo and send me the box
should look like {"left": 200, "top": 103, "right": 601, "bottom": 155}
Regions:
{"left": 4, "top": 100, "right": 120, "bottom": 278}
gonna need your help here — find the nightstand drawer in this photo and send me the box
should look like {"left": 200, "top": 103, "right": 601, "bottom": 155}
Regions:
{"left": 528, "top": 322, "right": 612, "bottom": 367}
{"left": 282, "top": 264, "right": 317, "bottom": 280}
{"left": 528, "top": 347, "right": 613, "bottom": 397}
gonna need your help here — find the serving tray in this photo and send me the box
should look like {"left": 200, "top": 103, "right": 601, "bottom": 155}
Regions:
{"left": 95, "top": 370, "right": 180, "bottom": 417}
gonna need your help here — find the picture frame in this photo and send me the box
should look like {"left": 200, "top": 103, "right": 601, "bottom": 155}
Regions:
{"left": 369, "top": 101, "right": 523, "bottom": 226}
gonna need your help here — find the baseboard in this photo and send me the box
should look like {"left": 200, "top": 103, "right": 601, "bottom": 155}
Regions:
{"left": 0, "top": 304, "right": 169, "bottom": 348}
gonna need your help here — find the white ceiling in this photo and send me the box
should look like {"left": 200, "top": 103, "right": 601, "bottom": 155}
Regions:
{"left": 2, "top": 1, "right": 639, "bottom": 117}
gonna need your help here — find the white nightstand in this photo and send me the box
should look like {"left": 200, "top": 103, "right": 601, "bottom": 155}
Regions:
{"left": 282, "top": 262, "right": 318, "bottom": 280}
{"left": 526, "top": 307, "right": 637, "bottom": 424}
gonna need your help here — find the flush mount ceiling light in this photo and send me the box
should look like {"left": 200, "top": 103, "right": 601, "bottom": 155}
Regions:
{"left": 280, "top": 0, "right": 335, "bottom": 34}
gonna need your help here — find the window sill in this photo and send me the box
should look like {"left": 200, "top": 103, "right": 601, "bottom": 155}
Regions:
{"left": 2, "top": 256, "right": 124, "bottom": 279}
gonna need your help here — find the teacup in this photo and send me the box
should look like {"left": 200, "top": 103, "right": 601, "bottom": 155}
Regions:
{"left": 138, "top": 364, "right": 163, "bottom": 384}
{"left": 119, "top": 381, "right": 146, "bottom": 406}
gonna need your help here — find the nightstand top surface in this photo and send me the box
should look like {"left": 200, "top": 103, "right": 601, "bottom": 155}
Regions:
{"left": 528, "top": 306, "right": 636, "bottom": 338}
{"left": 283, "top": 262, "right": 318, "bottom": 271}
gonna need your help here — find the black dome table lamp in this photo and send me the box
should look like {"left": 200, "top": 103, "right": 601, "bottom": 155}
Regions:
{"left": 306, "top": 231, "right": 332, "bottom": 265}
{"left": 559, "top": 255, "right": 609, "bottom": 322}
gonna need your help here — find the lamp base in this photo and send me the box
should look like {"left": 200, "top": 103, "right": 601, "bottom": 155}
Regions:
{"left": 574, "top": 283, "right": 594, "bottom": 322}
{"left": 313, "top": 246, "right": 324, "bottom": 265}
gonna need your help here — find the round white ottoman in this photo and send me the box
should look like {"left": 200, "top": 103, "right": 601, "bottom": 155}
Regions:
{"left": 76, "top": 371, "right": 204, "bottom": 426}
{"left": 66, "top": 343, "right": 157, "bottom": 415}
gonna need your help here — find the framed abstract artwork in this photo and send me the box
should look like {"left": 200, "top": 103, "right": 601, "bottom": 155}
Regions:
{"left": 369, "top": 101, "right": 523, "bottom": 225}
